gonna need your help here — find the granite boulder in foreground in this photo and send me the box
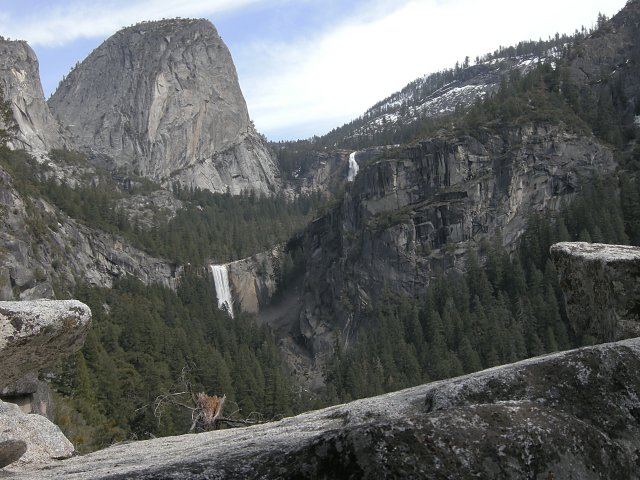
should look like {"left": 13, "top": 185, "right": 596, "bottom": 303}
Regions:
{"left": 9, "top": 336, "right": 640, "bottom": 479}
{"left": 0, "top": 300, "right": 91, "bottom": 467}
{"left": 550, "top": 242, "right": 640, "bottom": 342}
{"left": 0, "top": 300, "right": 92, "bottom": 389}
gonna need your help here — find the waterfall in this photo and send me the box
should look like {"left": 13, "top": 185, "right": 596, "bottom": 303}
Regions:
{"left": 347, "top": 151, "right": 359, "bottom": 182}
{"left": 210, "top": 264, "right": 234, "bottom": 318}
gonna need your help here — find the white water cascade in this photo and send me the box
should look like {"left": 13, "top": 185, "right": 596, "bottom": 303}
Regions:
{"left": 210, "top": 264, "right": 234, "bottom": 318}
{"left": 347, "top": 151, "right": 359, "bottom": 182}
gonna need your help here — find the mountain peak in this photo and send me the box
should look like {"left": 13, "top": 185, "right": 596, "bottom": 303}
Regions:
{"left": 48, "top": 17, "right": 279, "bottom": 195}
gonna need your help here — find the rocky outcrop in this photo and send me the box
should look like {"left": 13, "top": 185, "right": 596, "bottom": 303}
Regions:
{"left": 10, "top": 336, "right": 640, "bottom": 478}
{"left": 0, "top": 300, "right": 91, "bottom": 388}
{"left": 296, "top": 123, "right": 615, "bottom": 359}
{"left": 0, "top": 400, "right": 73, "bottom": 466}
{"left": 226, "top": 246, "right": 283, "bottom": 315}
{"left": 48, "top": 19, "right": 280, "bottom": 196}
{"left": 0, "top": 161, "right": 181, "bottom": 300}
{"left": 0, "top": 38, "right": 65, "bottom": 152}
{"left": 551, "top": 242, "right": 640, "bottom": 342}
{"left": 0, "top": 300, "right": 91, "bottom": 468}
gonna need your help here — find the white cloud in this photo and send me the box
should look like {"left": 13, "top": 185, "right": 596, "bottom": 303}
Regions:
{"left": 2, "top": 0, "right": 629, "bottom": 140}
{"left": 238, "top": 0, "right": 627, "bottom": 139}
{"left": 0, "top": 0, "right": 266, "bottom": 46}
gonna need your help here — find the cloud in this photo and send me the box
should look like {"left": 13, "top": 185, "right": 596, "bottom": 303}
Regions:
{"left": 239, "top": 0, "right": 627, "bottom": 139}
{"left": 0, "top": 0, "right": 266, "bottom": 46}
{"left": 3, "top": 0, "right": 627, "bottom": 140}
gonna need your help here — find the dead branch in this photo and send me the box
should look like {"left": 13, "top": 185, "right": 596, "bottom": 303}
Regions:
{"left": 189, "top": 393, "right": 226, "bottom": 433}
{"left": 149, "top": 364, "right": 275, "bottom": 433}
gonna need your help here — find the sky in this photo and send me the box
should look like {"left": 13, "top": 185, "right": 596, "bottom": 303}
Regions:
{"left": 0, "top": 0, "right": 629, "bottom": 141}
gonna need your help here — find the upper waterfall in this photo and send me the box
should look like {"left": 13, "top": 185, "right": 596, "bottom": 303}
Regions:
{"left": 210, "top": 264, "right": 234, "bottom": 318}
{"left": 347, "top": 151, "right": 359, "bottom": 182}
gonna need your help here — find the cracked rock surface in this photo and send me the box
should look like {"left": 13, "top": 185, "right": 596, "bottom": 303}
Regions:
{"left": 551, "top": 242, "right": 640, "bottom": 342}
{"left": 10, "top": 337, "right": 640, "bottom": 478}
{"left": 0, "top": 299, "right": 91, "bottom": 389}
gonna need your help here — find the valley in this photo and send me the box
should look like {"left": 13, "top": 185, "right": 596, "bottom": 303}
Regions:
{"left": 0, "top": 0, "right": 639, "bottom": 472}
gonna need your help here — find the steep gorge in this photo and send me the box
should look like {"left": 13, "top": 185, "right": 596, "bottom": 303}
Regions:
{"left": 1, "top": 3, "right": 640, "bottom": 466}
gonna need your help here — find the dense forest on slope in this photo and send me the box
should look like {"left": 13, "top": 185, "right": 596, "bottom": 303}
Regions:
{"left": 51, "top": 170, "right": 640, "bottom": 451}
{"left": 0, "top": 148, "right": 321, "bottom": 265}
{"left": 312, "top": 8, "right": 640, "bottom": 402}
{"left": 53, "top": 271, "right": 319, "bottom": 453}
{"left": 324, "top": 175, "right": 637, "bottom": 402}
{"left": 0, "top": 145, "right": 323, "bottom": 451}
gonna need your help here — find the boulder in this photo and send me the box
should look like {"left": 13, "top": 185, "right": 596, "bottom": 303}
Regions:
{"left": 0, "top": 399, "right": 73, "bottom": 467}
{"left": 0, "top": 300, "right": 91, "bottom": 389}
{"left": 550, "top": 242, "right": 640, "bottom": 342}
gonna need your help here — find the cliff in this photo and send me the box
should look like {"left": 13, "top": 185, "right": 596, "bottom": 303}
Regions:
{"left": 48, "top": 19, "right": 280, "bottom": 195}
{"left": 0, "top": 38, "right": 65, "bottom": 152}
{"left": 293, "top": 124, "right": 615, "bottom": 359}
{"left": 0, "top": 160, "right": 181, "bottom": 301}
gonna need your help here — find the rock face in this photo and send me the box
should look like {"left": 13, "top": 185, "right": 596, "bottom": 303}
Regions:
{"left": 0, "top": 300, "right": 91, "bottom": 468}
{"left": 567, "top": 0, "right": 640, "bottom": 128}
{"left": 550, "top": 242, "right": 640, "bottom": 342}
{"left": 0, "top": 159, "right": 182, "bottom": 301}
{"left": 10, "top": 336, "right": 640, "bottom": 478}
{"left": 0, "top": 38, "right": 65, "bottom": 152}
{"left": 48, "top": 19, "right": 280, "bottom": 195}
{"left": 295, "top": 124, "right": 615, "bottom": 358}
{"left": 0, "top": 300, "right": 91, "bottom": 388}
{"left": 226, "top": 246, "right": 283, "bottom": 315}
{"left": 0, "top": 400, "right": 73, "bottom": 466}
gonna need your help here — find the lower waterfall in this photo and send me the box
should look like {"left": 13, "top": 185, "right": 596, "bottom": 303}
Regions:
{"left": 210, "top": 264, "right": 234, "bottom": 318}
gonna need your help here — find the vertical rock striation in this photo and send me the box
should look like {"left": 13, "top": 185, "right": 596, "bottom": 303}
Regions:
{"left": 48, "top": 19, "right": 280, "bottom": 195}
{"left": 296, "top": 125, "right": 615, "bottom": 360}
